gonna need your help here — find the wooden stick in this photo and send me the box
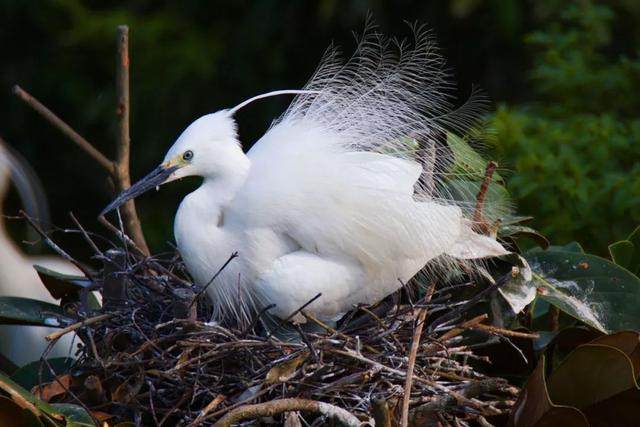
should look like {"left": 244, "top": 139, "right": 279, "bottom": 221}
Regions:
{"left": 187, "top": 394, "right": 226, "bottom": 427}
{"left": 329, "top": 348, "right": 484, "bottom": 411}
{"left": 437, "top": 313, "right": 489, "bottom": 342}
{"left": 12, "top": 85, "right": 113, "bottom": 172}
{"left": 114, "top": 25, "right": 149, "bottom": 255}
{"left": 45, "top": 313, "right": 112, "bottom": 341}
{"left": 473, "top": 161, "right": 497, "bottom": 234}
{"left": 469, "top": 323, "right": 540, "bottom": 339}
{"left": 401, "top": 307, "right": 427, "bottom": 427}
{"left": 13, "top": 25, "right": 151, "bottom": 255}
{"left": 212, "top": 398, "right": 361, "bottom": 427}
{"left": 401, "top": 283, "right": 434, "bottom": 427}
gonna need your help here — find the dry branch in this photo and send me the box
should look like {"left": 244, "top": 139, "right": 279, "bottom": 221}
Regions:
{"left": 12, "top": 85, "right": 113, "bottom": 172}
{"left": 473, "top": 160, "right": 498, "bottom": 234}
{"left": 13, "top": 25, "right": 150, "bottom": 255}
{"left": 113, "top": 25, "right": 149, "bottom": 255}
{"left": 34, "top": 216, "right": 518, "bottom": 426}
{"left": 211, "top": 398, "right": 361, "bottom": 427}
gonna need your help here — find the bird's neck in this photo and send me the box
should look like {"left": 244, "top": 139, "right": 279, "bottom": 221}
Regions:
{"left": 189, "top": 151, "right": 251, "bottom": 221}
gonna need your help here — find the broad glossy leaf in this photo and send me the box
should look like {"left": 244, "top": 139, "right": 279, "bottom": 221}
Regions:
{"left": 499, "top": 224, "right": 549, "bottom": 249}
{"left": 498, "top": 253, "right": 535, "bottom": 314}
{"left": 51, "top": 403, "right": 94, "bottom": 427}
{"left": 0, "top": 371, "right": 62, "bottom": 424}
{"left": 34, "top": 266, "right": 100, "bottom": 309}
{"left": 507, "top": 356, "right": 587, "bottom": 427}
{"left": 33, "top": 266, "right": 90, "bottom": 300}
{"left": 609, "top": 240, "right": 634, "bottom": 270}
{"left": 0, "top": 297, "right": 72, "bottom": 327}
{"left": 546, "top": 331, "right": 640, "bottom": 421}
{"left": 0, "top": 371, "right": 93, "bottom": 426}
{"left": 548, "top": 344, "right": 639, "bottom": 408}
{"left": 609, "top": 225, "right": 640, "bottom": 275}
{"left": 627, "top": 226, "right": 640, "bottom": 275}
{"left": 447, "top": 133, "right": 504, "bottom": 182}
{"left": 525, "top": 249, "right": 640, "bottom": 333}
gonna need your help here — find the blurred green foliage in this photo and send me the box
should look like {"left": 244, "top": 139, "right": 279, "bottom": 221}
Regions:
{"left": 492, "top": 1, "right": 640, "bottom": 253}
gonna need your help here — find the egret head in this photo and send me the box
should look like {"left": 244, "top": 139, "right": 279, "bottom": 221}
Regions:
{"left": 101, "top": 90, "right": 318, "bottom": 217}
{"left": 100, "top": 110, "right": 239, "bottom": 216}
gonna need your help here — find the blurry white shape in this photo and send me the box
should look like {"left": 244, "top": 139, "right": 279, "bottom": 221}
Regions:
{"left": 0, "top": 141, "right": 80, "bottom": 366}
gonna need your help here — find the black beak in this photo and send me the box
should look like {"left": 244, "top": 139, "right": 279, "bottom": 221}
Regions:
{"left": 100, "top": 164, "right": 178, "bottom": 216}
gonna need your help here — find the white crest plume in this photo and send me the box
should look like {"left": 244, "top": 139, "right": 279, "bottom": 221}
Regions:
{"left": 228, "top": 90, "right": 320, "bottom": 115}
{"left": 276, "top": 22, "right": 507, "bottom": 220}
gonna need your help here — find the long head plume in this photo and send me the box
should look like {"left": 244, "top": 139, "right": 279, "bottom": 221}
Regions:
{"left": 228, "top": 90, "right": 320, "bottom": 115}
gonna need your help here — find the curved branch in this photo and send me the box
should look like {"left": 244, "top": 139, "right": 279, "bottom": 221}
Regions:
{"left": 12, "top": 85, "right": 113, "bottom": 173}
{"left": 211, "top": 398, "right": 361, "bottom": 427}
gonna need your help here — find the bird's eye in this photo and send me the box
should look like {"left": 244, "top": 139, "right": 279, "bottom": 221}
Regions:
{"left": 182, "top": 150, "right": 194, "bottom": 161}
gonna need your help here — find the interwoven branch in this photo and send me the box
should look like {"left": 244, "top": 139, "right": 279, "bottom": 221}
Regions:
{"left": 13, "top": 25, "right": 150, "bottom": 255}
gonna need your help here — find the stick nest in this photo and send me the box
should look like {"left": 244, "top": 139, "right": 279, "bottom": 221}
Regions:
{"left": 39, "top": 239, "right": 519, "bottom": 427}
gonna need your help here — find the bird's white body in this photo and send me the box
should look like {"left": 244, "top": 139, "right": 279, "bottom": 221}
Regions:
{"left": 0, "top": 143, "right": 78, "bottom": 365}
{"left": 136, "top": 26, "right": 509, "bottom": 324}
{"left": 172, "top": 120, "right": 500, "bottom": 322}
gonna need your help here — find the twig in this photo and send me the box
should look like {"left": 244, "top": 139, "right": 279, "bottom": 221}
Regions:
{"left": 69, "top": 212, "right": 103, "bottom": 256}
{"left": 187, "top": 394, "right": 226, "bottom": 427}
{"left": 265, "top": 293, "right": 323, "bottom": 340}
{"left": 469, "top": 323, "right": 540, "bottom": 339}
{"left": 437, "top": 314, "right": 489, "bottom": 342}
{"left": 45, "top": 313, "right": 112, "bottom": 341}
{"left": 114, "top": 25, "right": 149, "bottom": 255}
{"left": 329, "top": 348, "right": 484, "bottom": 410}
{"left": 189, "top": 252, "right": 239, "bottom": 308}
{"left": 12, "top": 85, "right": 113, "bottom": 172}
{"left": 212, "top": 398, "right": 361, "bottom": 427}
{"left": 13, "top": 25, "right": 151, "bottom": 254}
{"left": 401, "top": 283, "right": 434, "bottom": 427}
{"left": 473, "top": 161, "right": 498, "bottom": 234}
{"left": 20, "top": 210, "right": 94, "bottom": 279}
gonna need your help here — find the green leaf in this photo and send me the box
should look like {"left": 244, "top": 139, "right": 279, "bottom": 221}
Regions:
{"left": 609, "top": 226, "right": 640, "bottom": 275}
{"left": 0, "top": 297, "right": 72, "bottom": 327}
{"left": 34, "top": 266, "right": 100, "bottom": 309}
{"left": 525, "top": 249, "right": 640, "bottom": 333}
{"left": 497, "top": 253, "right": 535, "bottom": 314}
{"left": 609, "top": 240, "right": 635, "bottom": 270}
{"left": 11, "top": 358, "right": 74, "bottom": 391}
{"left": 0, "top": 397, "right": 43, "bottom": 427}
{"left": 500, "top": 215, "right": 534, "bottom": 226}
{"left": 0, "top": 371, "right": 62, "bottom": 424}
{"left": 51, "top": 403, "right": 95, "bottom": 427}
{"left": 499, "top": 224, "right": 550, "bottom": 249}
{"left": 548, "top": 242, "right": 585, "bottom": 253}
{"left": 447, "top": 133, "right": 504, "bottom": 182}
{"left": 446, "top": 179, "right": 511, "bottom": 221}
{"left": 0, "top": 371, "right": 95, "bottom": 426}
{"left": 627, "top": 226, "right": 640, "bottom": 275}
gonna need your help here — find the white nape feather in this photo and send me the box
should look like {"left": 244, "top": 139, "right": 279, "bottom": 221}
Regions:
{"left": 168, "top": 24, "right": 508, "bottom": 326}
{"left": 0, "top": 141, "right": 80, "bottom": 365}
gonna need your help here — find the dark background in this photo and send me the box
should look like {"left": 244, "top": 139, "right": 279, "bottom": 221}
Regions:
{"left": 1, "top": 0, "right": 639, "bottom": 258}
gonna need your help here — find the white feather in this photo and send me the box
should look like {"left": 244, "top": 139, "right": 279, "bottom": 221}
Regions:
{"left": 168, "top": 24, "right": 508, "bottom": 324}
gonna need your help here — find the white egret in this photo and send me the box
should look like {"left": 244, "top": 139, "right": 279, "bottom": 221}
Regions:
{"left": 103, "top": 27, "right": 508, "bottom": 325}
{"left": 0, "top": 141, "right": 79, "bottom": 365}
